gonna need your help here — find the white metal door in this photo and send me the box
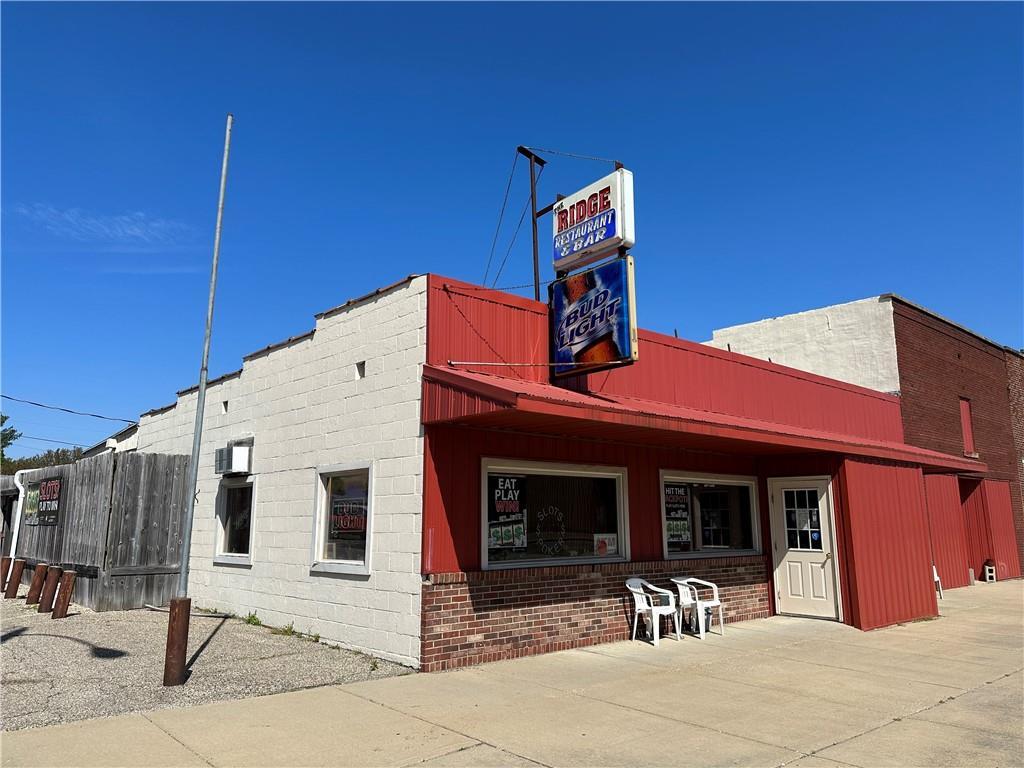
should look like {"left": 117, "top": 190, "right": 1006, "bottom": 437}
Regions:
{"left": 769, "top": 478, "right": 839, "bottom": 620}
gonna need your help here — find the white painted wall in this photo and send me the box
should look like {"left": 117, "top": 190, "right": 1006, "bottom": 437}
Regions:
{"left": 135, "top": 276, "right": 427, "bottom": 667}
{"left": 706, "top": 297, "right": 901, "bottom": 394}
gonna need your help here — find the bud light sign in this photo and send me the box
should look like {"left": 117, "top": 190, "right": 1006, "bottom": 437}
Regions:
{"left": 550, "top": 256, "right": 638, "bottom": 378}
{"left": 553, "top": 168, "right": 635, "bottom": 272}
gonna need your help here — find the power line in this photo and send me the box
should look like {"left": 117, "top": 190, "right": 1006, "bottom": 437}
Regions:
{"left": 482, "top": 149, "right": 519, "bottom": 286}
{"left": 1, "top": 394, "right": 136, "bottom": 425}
{"left": 491, "top": 165, "right": 545, "bottom": 288}
{"left": 13, "top": 435, "right": 87, "bottom": 448}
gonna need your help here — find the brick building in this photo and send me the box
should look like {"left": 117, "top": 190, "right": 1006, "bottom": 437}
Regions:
{"left": 709, "top": 295, "right": 1024, "bottom": 580}
{"left": 66, "top": 276, "right": 991, "bottom": 671}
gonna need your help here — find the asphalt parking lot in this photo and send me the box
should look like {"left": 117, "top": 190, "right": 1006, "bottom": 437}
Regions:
{"left": 0, "top": 592, "right": 409, "bottom": 732}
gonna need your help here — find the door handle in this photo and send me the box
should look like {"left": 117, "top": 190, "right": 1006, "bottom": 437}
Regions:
{"left": 821, "top": 552, "right": 833, "bottom": 567}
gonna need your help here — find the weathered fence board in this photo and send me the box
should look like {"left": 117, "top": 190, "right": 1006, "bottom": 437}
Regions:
{"left": 14, "top": 452, "right": 189, "bottom": 611}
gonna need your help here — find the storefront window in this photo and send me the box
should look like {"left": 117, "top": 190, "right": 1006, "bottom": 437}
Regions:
{"left": 312, "top": 463, "right": 373, "bottom": 575}
{"left": 661, "top": 473, "right": 758, "bottom": 557}
{"left": 483, "top": 460, "right": 627, "bottom": 567}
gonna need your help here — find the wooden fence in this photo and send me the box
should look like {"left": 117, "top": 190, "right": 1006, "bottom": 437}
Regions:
{"left": 14, "top": 452, "right": 190, "bottom": 611}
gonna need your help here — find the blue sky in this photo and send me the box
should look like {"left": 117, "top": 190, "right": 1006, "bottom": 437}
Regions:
{"left": 2, "top": 2, "right": 1021, "bottom": 456}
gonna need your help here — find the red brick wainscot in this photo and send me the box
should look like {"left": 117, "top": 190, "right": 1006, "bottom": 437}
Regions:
{"left": 420, "top": 555, "right": 770, "bottom": 671}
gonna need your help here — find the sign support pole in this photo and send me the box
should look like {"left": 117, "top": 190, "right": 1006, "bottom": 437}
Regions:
{"left": 516, "top": 146, "right": 546, "bottom": 301}
{"left": 164, "top": 113, "right": 233, "bottom": 687}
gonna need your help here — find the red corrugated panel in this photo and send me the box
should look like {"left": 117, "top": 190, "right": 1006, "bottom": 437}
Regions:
{"left": 422, "top": 423, "right": 766, "bottom": 574}
{"left": 961, "top": 478, "right": 991, "bottom": 577}
{"left": 427, "top": 275, "right": 548, "bottom": 383}
{"left": 840, "top": 459, "right": 937, "bottom": 629}
{"left": 982, "top": 480, "right": 1022, "bottom": 580}
{"left": 426, "top": 274, "right": 906, "bottom": 445}
{"left": 924, "top": 474, "right": 971, "bottom": 589}
{"left": 422, "top": 365, "right": 986, "bottom": 473}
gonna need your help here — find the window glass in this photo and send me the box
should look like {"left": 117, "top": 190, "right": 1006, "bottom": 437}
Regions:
{"left": 663, "top": 478, "right": 755, "bottom": 555}
{"left": 322, "top": 469, "right": 369, "bottom": 563}
{"left": 486, "top": 468, "right": 623, "bottom": 564}
{"left": 221, "top": 485, "right": 252, "bottom": 555}
{"left": 783, "top": 488, "right": 822, "bottom": 551}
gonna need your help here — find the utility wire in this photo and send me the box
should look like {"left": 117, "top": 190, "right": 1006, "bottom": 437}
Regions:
{"left": 525, "top": 147, "right": 619, "bottom": 165}
{"left": 13, "top": 435, "right": 87, "bottom": 448}
{"left": 1, "top": 394, "right": 137, "bottom": 425}
{"left": 491, "top": 165, "right": 545, "bottom": 288}
{"left": 482, "top": 150, "right": 519, "bottom": 286}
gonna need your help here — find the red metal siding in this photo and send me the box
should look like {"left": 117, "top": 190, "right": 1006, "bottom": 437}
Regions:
{"left": 567, "top": 332, "right": 906, "bottom": 444}
{"left": 840, "top": 458, "right": 937, "bottom": 630}
{"left": 425, "top": 274, "right": 906, "bottom": 446}
{"left": 982, "top": 480, "right": 1022, "bottom": 580}
{"left": 924, "top": 474, "right": 971, "bottom": 589}
{"left": 426, "top": 275, "right": 548, "bottom": 383}
{"left": 961, "top": 478, "right": 991, "bottom": 577}
{"left": 423, "top": 423, "right": 768, "bottom": 574}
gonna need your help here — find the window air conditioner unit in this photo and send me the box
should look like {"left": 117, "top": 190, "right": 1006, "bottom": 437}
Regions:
{"left": 215, "top": 445, "right": 251, "bottom": 475}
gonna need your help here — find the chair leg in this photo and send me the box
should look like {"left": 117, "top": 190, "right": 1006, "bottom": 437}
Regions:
{"left": 718, "top": 605, "right": 725, "bottom": 636}
{"left": 673, "top": 610, "right": 680, "bottom": 640}
{"left": 696, "top": 606, "right": 706, "bottom": 640}
{"left": 652, "top": 614, "right": 660, "bottom": 646}
{"left": 632, "top": 612, "right": 639, "bottom": 641}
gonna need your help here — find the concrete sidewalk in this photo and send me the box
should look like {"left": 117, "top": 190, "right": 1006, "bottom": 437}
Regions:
{"left": 3, "top": 581, "right": 1021, "bottom": 768}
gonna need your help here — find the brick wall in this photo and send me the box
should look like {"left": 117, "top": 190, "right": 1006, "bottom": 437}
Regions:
{"left": 420, "top": 556, "right": 769, "bottom": 672}
{"left": 891, "top": 301, "right": 1023, "bottom": 566}
{"left": 1005, "top": 351, "right": 1024, "bottom": 565}
{"left": 133, "top": 277, "right": 427, "bottom": 666}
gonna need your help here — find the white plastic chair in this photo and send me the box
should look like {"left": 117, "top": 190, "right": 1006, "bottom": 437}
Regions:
{"left": 625, "top": 578, "right": 679, "bottom": 646}
{"left": 669, "top": 579, "right": 699, "bottom": 636}
{"left": 933, "top": 565, "right": 943, "bottom": 599}
{"left": 673, "top": 577, "right": 724, "bottom": 639}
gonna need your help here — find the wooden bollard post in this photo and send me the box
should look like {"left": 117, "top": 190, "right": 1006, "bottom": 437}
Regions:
{"left": 163, "top": 597, "right": 191, "bottom": 686}
{"left": 25, "top": 564, "right": 48, "bottom": 604}
{"left": 4, "top": 559, "right": 26, "bottom": 599}
{"left": 0, "top": 556, "right": 11, "bottom": 591}
{"left": 38, "top": 566, "right": 63, "bottom": 613}
{"left": 51, "top": 571, "right": 76, "bottom": 619}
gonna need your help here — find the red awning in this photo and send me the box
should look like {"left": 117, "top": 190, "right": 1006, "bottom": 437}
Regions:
{"left": 422, "top": 365, "right": 987, "bottom": 474}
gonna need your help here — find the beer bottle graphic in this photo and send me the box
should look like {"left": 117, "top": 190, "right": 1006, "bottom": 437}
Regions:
{"left": 564, "top": 270, "right": 622, "bottom": 369}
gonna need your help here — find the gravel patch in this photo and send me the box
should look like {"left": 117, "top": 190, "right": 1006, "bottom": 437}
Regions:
{"left": 0, "top": 592, "right": 411, "bottom": 731}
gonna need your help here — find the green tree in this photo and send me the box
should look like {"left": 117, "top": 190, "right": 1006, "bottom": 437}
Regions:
{"left": 1, "top": 447, "right": 83, "bottom": 475}
{"left": 1, "top": 414, "right": 22, "bottom": 464}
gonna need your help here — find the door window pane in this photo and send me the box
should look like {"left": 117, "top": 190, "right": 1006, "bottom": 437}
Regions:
{"left": 784, "top": 488, "right": 823, "bottom": 551}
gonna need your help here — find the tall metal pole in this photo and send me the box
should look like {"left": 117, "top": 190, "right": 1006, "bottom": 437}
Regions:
{"left": 528, "top": 154, "right": 540, "bottom": 301}
{"left": 177, "top": 113, "right": 233, "bottom": 599}
{"left": 516, "top": 146, "right": 546, "bottom": 301}
{"left": 165, "top": 113, "right": 233, "bottom": 687}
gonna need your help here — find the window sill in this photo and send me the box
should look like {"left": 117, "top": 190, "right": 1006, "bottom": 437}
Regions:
{"left": 310, "top": 561, "right": 370, "bottom": 577}
{"left": 663, "top": 550, "right": 762, "bottom": 561}
{"left": 213, "top": 554, "right": 252, "bottom": 567}
{"left": 484, "top": 555, "right": 627, "bottom": 570}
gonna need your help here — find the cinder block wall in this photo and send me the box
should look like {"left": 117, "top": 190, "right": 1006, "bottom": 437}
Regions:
{"left": 420, "top": 557, "right": 769, "bottom": 671}
{"left": 891, "top": 303, "right": 1024, "bottom": 568}
{"left": 134, "top": 277, "right": 428, "bottom": 666}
